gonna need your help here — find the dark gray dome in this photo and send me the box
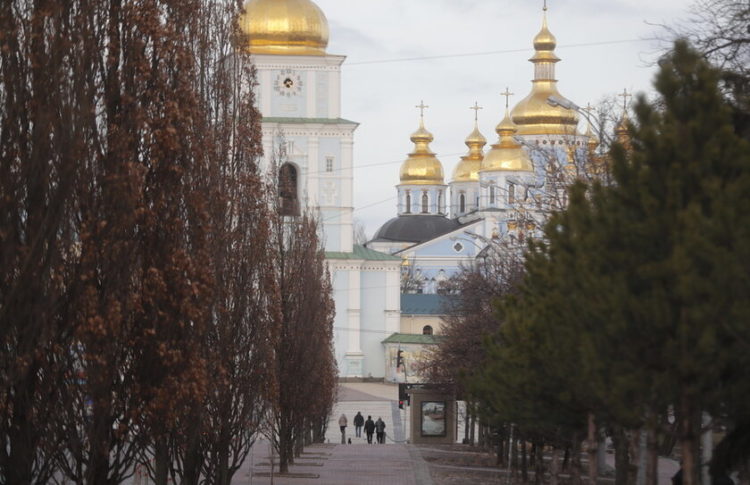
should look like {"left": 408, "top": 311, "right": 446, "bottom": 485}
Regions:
{"left": 371, "top": 215, "right": 462, "bottom": 244}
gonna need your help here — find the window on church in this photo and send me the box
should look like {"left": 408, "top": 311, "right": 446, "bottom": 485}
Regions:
{"left": 489, "top": 186, "right": 495, "bottom": 204}
{"left": 421, "top": 192, "right": 429, "bottom": 213}
{"left": 459, "top": 193, "right": 466, "bottom": 213}
{"left": 509, "top": 183, "right": 516, "bottom": 204}
{"left": 405, "top": 192, "right": 411, "bottom": 213}
{"left": 326, "top": 156, "right": 334, "bottom": 173}
{"left": 438, "top": 191, "right": 443, "bottom": 214}
{"left": 278, "top": 163, "right": 299, "bottom": 216}
{"left": 422, "top": 325, "right": 433, "bottom": 336}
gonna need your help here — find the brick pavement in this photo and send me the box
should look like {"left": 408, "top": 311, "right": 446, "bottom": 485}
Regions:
{"left": 232, "top": 439, "right": 433, "bottom": 485}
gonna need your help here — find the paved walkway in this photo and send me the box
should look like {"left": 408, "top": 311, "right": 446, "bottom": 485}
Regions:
{"left": 232, "top": 439, "right": 433, "bottom": 485}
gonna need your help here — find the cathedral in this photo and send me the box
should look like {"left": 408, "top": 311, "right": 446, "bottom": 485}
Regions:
{"left": 240, "top": 0, "right": 606, "bottom": 380}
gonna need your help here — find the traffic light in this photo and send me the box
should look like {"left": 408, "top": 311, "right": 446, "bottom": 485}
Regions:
{"left": 399, "top": 399, "right": 404, "bottom": 409}
{"left": 396, "top": 349, "right": 403, "bottom": 368}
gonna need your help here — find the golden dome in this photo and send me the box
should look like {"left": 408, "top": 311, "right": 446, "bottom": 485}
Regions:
{"left": 511, "top": 10, "right": 579, "bottom": 136}
{"left": 399, "top": 116, "right": 445, "bottom": 185}
{"left": 239, "top": 0, "right": 329, "bottom": 56}
{"left": 585, "top": 122, "right": 600, "bottom": 151}
{"left": 615, "top": 112, "right": 631, "bottom": 147}
{"left": 452, "top": 122, "right": 486, "bottom": 183}
{"left": 481, "top": 110, "right": 533, "bottom": 172}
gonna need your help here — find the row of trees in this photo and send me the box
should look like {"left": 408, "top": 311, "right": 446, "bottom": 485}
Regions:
{"left": 427, "top": 33, "right": 750, "bottom": 485}
{"left": 0, "top": 1, "right": 336, "bottom": 484}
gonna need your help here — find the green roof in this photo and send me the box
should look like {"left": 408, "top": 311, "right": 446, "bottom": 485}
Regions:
{"left": 262, "top": 117, "right": 358, "bottom": 126}
{"left": 326, "top": 245, "right": 401, "bottom": 262}
{"left": 382, "top": 333, "right": 444, "bottom": 345}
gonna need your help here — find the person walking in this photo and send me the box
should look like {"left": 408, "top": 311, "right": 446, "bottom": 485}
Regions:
{"left": 353, "top": 411, "right": 364, "bottom": 438}
{"left": 375, "top": 417, "right": 386, "bottom": 444}
{"left": 364, "top": 415, "right": 375, "bottom": 444}
{"left": 338, "top": 414, "right": 348, "bottom": 444}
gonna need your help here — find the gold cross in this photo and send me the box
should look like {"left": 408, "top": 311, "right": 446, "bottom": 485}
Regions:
{"left": 618, "top": 88, "right": 632, "bottom": 111}
{"left": 501, "top": 87, "right": 514, "bottom": 109}
{"left": 583, "top": 102, "right": 594, "bottom": 114}
{"left": 470, "top": 102, "right": 483, "bottom": 122}
{"left": 416, "top": 100, "right": 429, "bottom": 120}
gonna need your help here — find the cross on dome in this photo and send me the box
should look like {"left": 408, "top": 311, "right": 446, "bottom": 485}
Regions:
{"left": 501, "top": 88, "right": 514, "bottom": 109}
{"left": 543, "top": 0, "right": 548, "bottom": 12}
{"left": 583, "top": 102, "right": 594, "bottom": 114}
{"left": 470, "top": 102, "right": 483, "bottom": 122}
{"left": 416, "top": 100, "right": 430, "bottom": 120}
{"left": 618, "top": 88, "right": 632, "bottom": 111}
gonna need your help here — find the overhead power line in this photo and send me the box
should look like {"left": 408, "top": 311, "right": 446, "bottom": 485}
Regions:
{"left": 347, "top": 38, "right": 647, "bottom": 66}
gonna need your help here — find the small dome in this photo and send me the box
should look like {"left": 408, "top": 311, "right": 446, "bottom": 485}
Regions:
{"left": 239, "top": 0, "right": 329, "bottom": 56}
{"left": 533, "top": 14, "right": 557, "bottom": 51}
{"left": 452, "top": 123, "right": 485, "bottom": 183}
{"left": 481, "top": 110, "right": 533, "bottom": 172}
{"left": 399, "top": 117, "right": 445, "bottom": 185}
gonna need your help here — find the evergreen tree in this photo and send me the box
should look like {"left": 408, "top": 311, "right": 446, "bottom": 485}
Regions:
{"left": 477, "top": 40, "right": 750, "bottom": 485}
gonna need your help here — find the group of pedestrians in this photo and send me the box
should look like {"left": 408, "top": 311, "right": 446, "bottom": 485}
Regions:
{"left": 339, "top": 411, "right": 387, "bottom": 444}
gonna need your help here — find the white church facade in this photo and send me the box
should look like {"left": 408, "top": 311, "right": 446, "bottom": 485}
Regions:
{"left": 240, "top": 0, "right": 620, "bottom": 380}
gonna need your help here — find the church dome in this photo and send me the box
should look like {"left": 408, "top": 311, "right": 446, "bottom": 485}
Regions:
{"left": 481, "top": 109, "right": 533, "bottom": 172}
{"left": 239, "top": 0, "right": 329, "bottom": 56}
{"left": 511, "top": 9, "right": 579, "bottom": 136}
{"left": 372, "top": 215, "right": 462, "bottom": 244}
{"left": 452, "top": 122, "right": 485, "bottom": 183}
{"left": 399, "top": 114, "right": 445, "bottom": 185}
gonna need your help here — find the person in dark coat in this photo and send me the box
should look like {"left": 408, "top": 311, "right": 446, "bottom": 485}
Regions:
{"left": 364, "top": 415, "right": 375, "bottom": 444}
{"left": 354, "top": 411, "right": 364, "bottom": 438}
{"left": 375, "top": 417, "right": 386, "bottom": 444}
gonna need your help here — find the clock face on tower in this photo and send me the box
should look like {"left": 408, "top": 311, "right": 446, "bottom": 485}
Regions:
{"left": 274, "top": 69, "right": 303, "bottom": 97}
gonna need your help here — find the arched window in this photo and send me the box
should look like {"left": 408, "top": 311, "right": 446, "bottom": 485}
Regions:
{"left": 405, "top": 191, "right": 411, "bottom": 213}
{"left": 421, "top": 192, "right": 429, "bottom": 213}
{"left": 438, "top": 191, "right": 443, "bottom": 214}
{"left": 489, "top": 185, "right": 496, "bottom": 204}
{"left": 279, "top": 163, "right": 299, "bottom": 216}
{"left": 509, "top": 183, "right": 516, "bottom": 204}
{"left": 422, "top": 325, "right": 433, "bottom": 336}
{"left": 459, "top": 193, "right": 466, "bottom": 213}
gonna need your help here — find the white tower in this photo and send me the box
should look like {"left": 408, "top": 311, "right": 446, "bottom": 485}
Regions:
{"left": 241, "top": 0, "right": 355, "bottom": 253}
{"left": 240, "top": 0, "right": 401, "bottom": 379}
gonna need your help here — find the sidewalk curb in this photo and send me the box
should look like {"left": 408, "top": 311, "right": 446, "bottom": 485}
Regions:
{"left": 407, "top": 445, "right": 435, "bottom": 485}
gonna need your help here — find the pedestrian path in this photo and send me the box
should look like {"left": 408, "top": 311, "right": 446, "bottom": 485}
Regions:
{"left": 324, "top": 382, "right": 410, "bottom": 444}
{"left": 233, "top": 440, "right": 433, "bottom": 485}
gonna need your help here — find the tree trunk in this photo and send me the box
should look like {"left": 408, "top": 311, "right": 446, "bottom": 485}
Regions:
{"left": 469, "top": 410, "right": 476, "bottom": 446}
{"left": 534, "top": 441, "right": 545, "bottom": 485}
{"left": 645, "top": 424, "right": 659, "bottom": 485}
{"left": 7, "top": 380, "right": 34, "bottom": 484}
{"left": 571, "top": 434, "right": 583, "bottom": 485}
{"left": 154, "top": 439, "right": 169, "bottom": 485}
{"left": 522, "top": 438, "right": 529, "bottom": 483}
{"left": 551, "top": 447, "right": 561, "bottom": 485}
{"left": 678, "top": 392, "right": 701, "bottom": 485}
{"left": 464, "top": 404, "right": 470, "bottom": 443}
{"left": 588, "top": 414, "right": 599, "bottom": 485}
{"left": 613, "top": 426, "right": 631, "bottom": 485}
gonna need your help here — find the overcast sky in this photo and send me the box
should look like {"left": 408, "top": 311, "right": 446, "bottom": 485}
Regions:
{"left": 313, "top": 0, "right": 692, "bottom": 238}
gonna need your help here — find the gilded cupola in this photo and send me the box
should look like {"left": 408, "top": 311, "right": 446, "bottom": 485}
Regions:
{"left": 239, "top": 0, "right": 329, "bottom": 56}
{"left": 481, "top": 108, "right": 533, "bottom": 173}
{"left": 510, "top": 7, "right": 579, "bottom": 136}
{"left": 452, "top": 104, "right": 486, "bottom": 183}
{"left": 399, "top": 103, "right": 445, "bottom": 185}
